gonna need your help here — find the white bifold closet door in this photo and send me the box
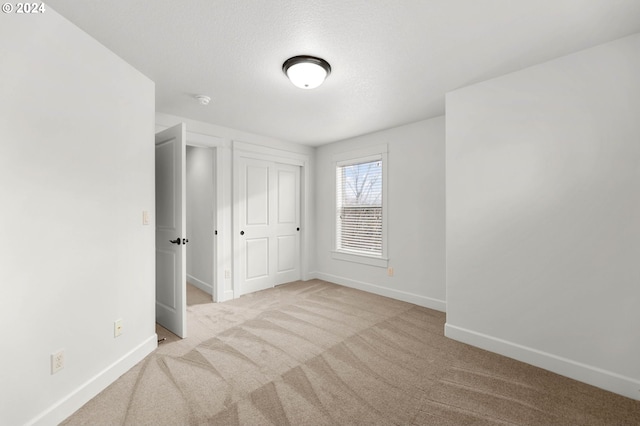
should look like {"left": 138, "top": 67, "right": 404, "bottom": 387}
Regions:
{"left": 238, "top": 157, "right": 300, "bottom": 295}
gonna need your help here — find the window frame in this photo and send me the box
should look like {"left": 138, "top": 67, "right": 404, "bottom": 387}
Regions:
{"left": 332, "top": 145, "right": 388, "bottom": 268}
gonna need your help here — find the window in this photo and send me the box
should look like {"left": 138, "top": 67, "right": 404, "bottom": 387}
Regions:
{"left": 333, "top": 146, "right": 388, "bottom": 267}
{"left": 337, "top": 159, "right": 382, "bottom": 253}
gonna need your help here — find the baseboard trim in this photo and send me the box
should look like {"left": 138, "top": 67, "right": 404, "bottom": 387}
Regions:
{"left": 316, "top": 272, "right": 446, "bottom": 312}
{"left": 223, "top": 289, "right": 234, "bottom": 302}
{"left": 29, "top": 334, "right": 158, "bottom": 426}
{"left": 445, "top": 323, "right": 640, "bottom": 401}
{"left": 304, "top": 271, "right": 319, "bottom": 281}
{"left": 187, "top": 274, "right": 213, "bottom": 295}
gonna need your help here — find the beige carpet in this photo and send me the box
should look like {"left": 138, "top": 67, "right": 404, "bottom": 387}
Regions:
{"left": 187, "top": 282, "right": 214, "bottom": 306}
{"left": 63, "top": 280, "right": 639, "bottom": 425}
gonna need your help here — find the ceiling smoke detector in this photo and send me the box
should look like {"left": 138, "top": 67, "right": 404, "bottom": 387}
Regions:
{"left": 195, "top": 95, "right": 211, "bottom": 105}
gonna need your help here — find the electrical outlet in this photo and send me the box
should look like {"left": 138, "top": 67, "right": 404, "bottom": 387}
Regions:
{"left": 387, "top": 267, "right": 394, "bottom": 277}
{"left": 51, "top": 350, "right": 64, "bottom": 374}
{"left": 142, "top": 210, "right": 150, "bottom": 225}
{"left": 114, "top": 319, "right": 123, "bottom": 337}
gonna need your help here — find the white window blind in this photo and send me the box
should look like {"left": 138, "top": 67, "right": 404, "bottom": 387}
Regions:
{"left": 336, "top": 158, "right": 383, "bottom": 255}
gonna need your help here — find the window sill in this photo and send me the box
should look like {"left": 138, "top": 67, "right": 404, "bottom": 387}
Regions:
{"left": 331, "top": 250, "right": 389, "bottom": 268}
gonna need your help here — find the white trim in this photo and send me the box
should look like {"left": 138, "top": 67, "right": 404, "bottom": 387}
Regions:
{"left": 234, "top": 140, "right": 313, "bottom": 160}
{"left": 336, "top": 153, "right": 382, "bottom": 167}
{"left": 155, "top": 121, "right": 231, "bottom": 149}
{"left": 187, "top": 274, "right": 213, "bottom": 296}
{"left": 299, "top": 159, "right": 311, "bottom": 283}
{"left": 216, "top": 145, "right": 232, "bottom": 303}
{"left": 331, "top": 250, "right": 389, "bottom": 268}
{"left": 305, "top": 271, "right": 319, "bottom": 280}
{"left": 331, "top": 144, "right": 388, "bottom": 163}
{"left": 235, "top": 148, "right": 307, "bottom": 167}
{"left": 316, "top": 272, "right": 446, "bottom": 312}
{"left": 444, "top": 324, "right": 640, "bottom": 401}
{"left": 333, "top": 144, "right": 388, "bottom": 263}
{"left": 222, "top": 289, "right": 234, "bottom": 302}
{"left": 182, "top": 130, "right": 229, "bottom": 148}
{"left": 27, "top": 335, "right": 157, "bottom": 426}
{"left": 178, "top": 134, "right": 230, "bottom": 305}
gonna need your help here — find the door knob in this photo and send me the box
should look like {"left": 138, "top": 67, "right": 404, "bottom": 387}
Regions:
{"left": 240, "top": 231, "right": 245, "bottom": 235}
{"left": 297, "top": 227, "right": 300, "bottom": 231}
{"left": 169, "top": 238, "right": 181, "bottom": 245}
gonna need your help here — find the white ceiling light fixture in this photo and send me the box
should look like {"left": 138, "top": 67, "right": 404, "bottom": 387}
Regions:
{"left": 283, "top": 55, "right": 331, "bottom": 89}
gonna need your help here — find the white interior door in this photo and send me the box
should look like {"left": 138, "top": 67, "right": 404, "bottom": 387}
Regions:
{"left": 155, "top": 124, "right": 187, "bottom": 338}
{"left": 238, "top": 158, "right": 300, "bottom": 295}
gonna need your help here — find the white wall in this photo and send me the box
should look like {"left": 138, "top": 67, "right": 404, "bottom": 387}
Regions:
{"left": 186, "top": 146, "right": 215, "bottom": 294}
{"left": 0, "top": 9, "right": 156, "bottom": 425}
{"left": 315, "top": 118, "right": 446, "bottom": 310}
{"left": 445, "top": 33, "right": 640, "bottom": 400}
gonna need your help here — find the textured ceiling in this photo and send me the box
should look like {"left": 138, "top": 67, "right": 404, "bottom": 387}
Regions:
{"left": 47, "top": 0, "right": 640, "bottom": 146}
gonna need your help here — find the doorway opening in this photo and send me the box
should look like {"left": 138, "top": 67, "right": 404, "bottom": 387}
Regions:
{"left": 185, "top": 145, "right": 216, "bottom": 306}
{"left": 156, "top": 144, "right": 215, "bottom": 343}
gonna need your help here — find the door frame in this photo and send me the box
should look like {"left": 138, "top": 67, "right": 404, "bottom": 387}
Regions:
{"left": 233, "top": 141, "right": 312, "bottom": 299}
{"left": 185, "top": 145, "right": 217, "bottom": 299}
{"left": 184, "top": 133, "right": 229, "bottom": 303}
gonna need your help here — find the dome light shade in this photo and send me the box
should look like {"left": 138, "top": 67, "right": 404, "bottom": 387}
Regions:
{"left": 283, "top": 56, "right": 331, "bottom": 89}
